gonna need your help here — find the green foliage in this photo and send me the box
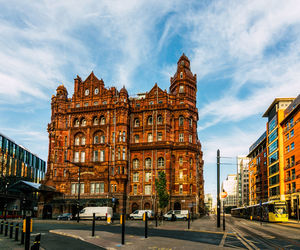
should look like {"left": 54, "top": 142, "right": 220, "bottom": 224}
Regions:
{"left": 155, "top": 171, "right": 169, "bottom": 210}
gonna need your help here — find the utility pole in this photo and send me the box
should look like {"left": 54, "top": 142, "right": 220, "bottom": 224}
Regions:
{"left": 217, "top": 149, "right": 220, "bottom": 228}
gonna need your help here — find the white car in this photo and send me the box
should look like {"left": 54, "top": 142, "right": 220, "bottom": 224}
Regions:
{"left": 79, "top": 206, "right": 113, "bottom": 220}
{"left": 163, "top": 210, "right": 189, "bottom": 220}
{"left": 129, "top": 210, "right": 154, "bottom": 220}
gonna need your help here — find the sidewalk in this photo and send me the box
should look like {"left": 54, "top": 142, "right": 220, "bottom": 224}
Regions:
{"left": 0, "top": 234, "right": 23, "bottom": 250}
{"left": 50, "top": 215, "right": 244, "bottom": 249}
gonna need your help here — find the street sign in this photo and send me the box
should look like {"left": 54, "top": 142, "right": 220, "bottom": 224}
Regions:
{"left": 221, "top": 192, "right": 228, "bottom": 199}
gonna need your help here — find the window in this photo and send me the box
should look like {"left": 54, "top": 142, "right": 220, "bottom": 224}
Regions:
{"left": 268, "top": 140, "right": 278, "bottom": 154}
{"left": 65, "top": 136, "right": 68, "bottom": 146}
{"left": 81, "top": 119, "right": 86, "bottom": 126}
{"left": 179, "top": 184, "right": 183, "bottom": 194}
{"left": 286, "top": 145, "right": 290, "bottom": 153}
{"left": 94, "top": 136, "right": 99, "bottom": 144}
{"left": 268, "top": 115, "right": 277, "bottom": 132}
{"left": 290, "top": 118, "right": 294, "bottom": 127}
{"left": 80, "top": 183, "right": 84, "bottom": 194}
{"left": 111, "top": 149, "right": 115, "bottom": 161}
{"left": 269, "top": 151, "right": 278, "bottom": 164}
{"left": 100, "top": 116, "right": 105, "bottom": 125}
{"left": 145, "top": 185, "right": 151, "bottom": 195}
{"left": 74, "top": 119, "right": 79, "bottom": 127}
{"left": 145, "top": 172, "right": 151, "bottom": 182}
{"left": 100, "top": 183, "right": 104, "bottom": 193}
{"left": 189, "top": 118, "right": 192, "bottom": 127}
{"left": 76, "top": 104, "right": 80, "bottom": 108}
{"left": 286, "top": 133, "right": 289, "bottom": 141}
{"left": 102, "top": 101, "right": 107, "bottom": 105}
{"left": 85, "top": 89, "right": 89, "bottom": 96}
{"left": 81, "top": 151, "right": 85, "bottom": 162}
{"left": 268, "top": 129, "right": 278, "bottom": 143}
{"left": 119, "top": 131, "right": 122, "bottom": 142}
{"left": 118, "top": 148, "right": 121, "bottom": 160}
{"left": 93, "top": 117, "right": 99, "bottom": 125}
{"left": 148, "top": 133, "right": 153, "bottom": 142}
{"left": 112, "top": 132, "right": 115, "bottom": 143}
{"left": 134, "top": 135, "right": 139, "bottom": 143}
{"left": 179, "top": 157, "right": 183, "bottom": 165}
{"left": 179, "top": 116, "right": 184, "bottom": 126}
{"left": 179, "top": 85, "right": 184, "bottom": 93}
{"left": 148, "top": 116, "right": 153, "bottom": 125}
{"left": 81, "top": 137, "right": 86, "bottom": 145}
{"left": 133, "top": 172, "right": 139, "bottom": 182}
{"left": 269, "top": 163, "right": 279, "bottom": 175}
{"left": 122, "top": 147, "right": 126, "bottom": 160}
{"left": 157, "top": 132, "right": 162, "bottom": 141}
{"left": 145, "top": 158, "right": 152, "bottom": 168}
{"left": 100, "top": 135, "right": 105, "bottom": 143}
{"left": 133, "top": 159, "right": 139, "bottom": 169}
{"left": 133, "top": 184, "right": 137, "bottom": 195}
{"left": 93, "top": 151, "right": 98, "bottom": 162}
{"left": 290, "top": 129, "right": 294, "bottom": 137}
{"left": 134, "top": 119, "right": 140, "bottom": 127}
{"left": 190, "top": 158, "right": 193, "bottom": 168}
{"left": 90, "top": 183, "right": 95, "bottom": 194}
{"left": 158, "top": 157, "right": 164, "bottom": 167}
{"left": 84, "top": 102, "right": 88, "bottom": 107}
{"left": 74, "top": 152, "right": 79, "bottom": 162}
{"left": 94, "top": 88, "right": 99, "bottom": 94}
{"left": 269, "top": 174, "right": 279, "bottom": 186}
{"left": 157, "top": 115, "right": 163, "bottom": 124}
{"left": 75, "top": 137, "right": 80, "bottom": 145}
{"left": 94, "top": 101, "right": 98, "bottom": 106}
{"left": 149, "top": 101, "right": 153, "bottom": 105}
{"left": 189, "top": 134, "right": 192, "bottom": 143}
{"left": 100, "top": 150, "right": 105, "bottom": 162}
{"left": 190, "top": 184, "right": 193, "bottom": 194}
{"left": 180, "top": 72, "right": 183, "bottom": 79}
{"left": 123, "top": 131, "right": 126, "bottom": 142}
{"left": 291, "top": 142, "right": 295, "bottom": 150}
{"left": 179, "top": 171, "right": 183, "bottom": 179}
{"left": 179, "top": 133, "right": 184, "bottom": 142}
{"left": 71, "top": 183, "right": 76, "bottom": 194}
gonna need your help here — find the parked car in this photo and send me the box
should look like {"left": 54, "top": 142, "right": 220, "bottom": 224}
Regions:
{"left": 57, "top": 213, "right": 73, "bottom": 220}
{"left": 79, "top": 207, "right": 113, "bottom": 220}
{"left": 129, "top": 210, "right": 154, "bottom": 220}
{"left": 163, "top": 210, "right": 189, "bottom": 221}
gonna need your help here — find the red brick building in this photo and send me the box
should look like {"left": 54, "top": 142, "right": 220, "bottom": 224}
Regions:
{"left": 40, "top": 54, "right": 204, "bottom": 217}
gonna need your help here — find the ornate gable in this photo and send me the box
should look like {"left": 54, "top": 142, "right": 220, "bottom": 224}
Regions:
{"left": 146, "top": 83, "right": 166, "bottom": 98}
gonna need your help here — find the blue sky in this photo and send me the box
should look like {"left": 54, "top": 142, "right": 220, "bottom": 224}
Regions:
{"left": 0, "top": 0, "right": 299, "bottom": 202}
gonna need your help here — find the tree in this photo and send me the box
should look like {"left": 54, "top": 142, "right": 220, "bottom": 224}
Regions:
{"left": 155, "top": 171, "right": 169, "bottom": 211}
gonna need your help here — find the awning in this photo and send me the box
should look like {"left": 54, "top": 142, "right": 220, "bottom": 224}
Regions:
{"left": 8, "top": 180, "right": 56, "bottom": 193}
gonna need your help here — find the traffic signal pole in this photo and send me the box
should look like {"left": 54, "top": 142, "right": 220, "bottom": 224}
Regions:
{"left": 217, "top": 149, "right": 220, "bottom": 228}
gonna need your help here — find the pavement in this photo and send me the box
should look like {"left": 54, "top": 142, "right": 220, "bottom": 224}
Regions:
{"left": 49, "top": 216, "right": 243, "bottom": 249}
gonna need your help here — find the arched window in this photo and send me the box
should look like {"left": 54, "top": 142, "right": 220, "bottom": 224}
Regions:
{"left": 179, "top": 85, "right": 184, "bottom": 93}
{"left": 93, "top": 131, "right": 104, "bottom": 144}
{"left": 81, "top": 137, "right": 86, "bottom": 145}
{"left": 158, "top": 157, "right": 165, "bottom": 167}
{"left": 134, "top": 118, "right": 140, "bottom": 127}
{"left": 93, "top": 117, "right": 99, "bottom": 125}
{"left": 179, "top": 116, "right": 184, "bottom": 126}
{"left": 122, "top": 147, "right": 126, "bottom": 160}
{"left": 157, "top": 115, "right": 163, "bottom": 125}
{"left": 100, "top": 116, "right": 105, "bottom": 125}
{"left": 74, "top": 119, "right": 79, "bottom": 127}
{"left": 81, "top": 119, "right": 87, "bottom": 126}
{"left": 148, "top": 116, "right": 153, "bottom": 125}
{"left": 145, "top": 158, "right": 152, "bottom": 168}
{"left": 75, "top": 137, "right": 80, "bottom": 146}
{"left": 123, "top": 131, "right": 126, "bottom": 142}
{"left": 133, "top": 159, "right": 139, "bottom": 169}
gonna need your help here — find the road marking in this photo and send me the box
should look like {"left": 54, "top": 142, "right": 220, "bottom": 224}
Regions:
{"left": 184, "top": 229, "right": 235, "bottom": 236}
{"left": 219, "top": 232, "right": 227, "bottom": 247}
{"left": 232, "top": 227, "right": 259, "bottom": 250}
{"left": 31, "top": 233, "right": 46, "bottom": 236}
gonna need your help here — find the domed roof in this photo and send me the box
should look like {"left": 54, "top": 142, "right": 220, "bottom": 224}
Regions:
{"left": 120, "top": 86, "right": 128, "bottom": 95}
{"left": 56, "top": 85, "right": 67, "bottom": 92}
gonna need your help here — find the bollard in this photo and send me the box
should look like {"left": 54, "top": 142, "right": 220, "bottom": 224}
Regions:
{"left": 188, "top": 213, "right": 190, "bottom": 229}
{"left": 121, "top": 213, "right": 125, "bottom": 245}
{"left": 92, "top": 213, "right": 95, "bottom": 237}
{"left": 25, "top": 216, "right": 31, "bottom": 250}
{"left": 144, "top": 212, "right": 148, "bottom": 238}
{"left": 15, "top": 223, "right": 19, "bottom": 241}
{"left": 0, "top": 220, "right": 3, "bottom": 234}
{"left": 155, "top": 213, "right": 158, "bottom": 227}
{"left": 4, "top": 221, "right": 8, "bottom": 236}
{"left": 9, "top": 222, "right": 13, "bottom": 238}
{"left": 31, "top": 233, "right": 41, "bottom": 250}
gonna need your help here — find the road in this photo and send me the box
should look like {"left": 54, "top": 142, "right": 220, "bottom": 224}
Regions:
{"left": 225, "top": 215, "right": 300, "bottom": 249}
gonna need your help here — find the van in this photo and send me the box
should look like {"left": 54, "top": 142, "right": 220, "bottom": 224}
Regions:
{"left": 129, "top": 210, "right": 154, "bottom": 220}
{"left": 79, "top": 207, "right": 113, "bottom": 220}
{"left": 163, "top": 210, "right": 189, "bottom": 220}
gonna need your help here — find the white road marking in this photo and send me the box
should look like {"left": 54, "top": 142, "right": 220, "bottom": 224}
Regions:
{"left": 219, "top": 232, "right": 227, "bottom": 247}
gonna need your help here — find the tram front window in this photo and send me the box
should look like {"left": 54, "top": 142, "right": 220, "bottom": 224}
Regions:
{"left": 274, "top": 207, "right": 286, "bottom": 214}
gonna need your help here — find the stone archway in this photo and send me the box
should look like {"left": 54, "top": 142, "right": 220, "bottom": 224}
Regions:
{"left": 144, "top": 202, "right": 151, "bottom": 210}
{"left": 132, "top": 203, "right": 139, "bottom": 213}
{"left": 174, "top": 202, "right": 181, "bottom": 210}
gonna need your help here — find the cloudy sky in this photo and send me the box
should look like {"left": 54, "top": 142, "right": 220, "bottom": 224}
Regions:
{"left": 0, "top": 0, "right": 299, "bottom": 199}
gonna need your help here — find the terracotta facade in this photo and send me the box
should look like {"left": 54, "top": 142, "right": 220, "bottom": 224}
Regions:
{"left": 41, "top": 54, "right": 204, "bottom": 217}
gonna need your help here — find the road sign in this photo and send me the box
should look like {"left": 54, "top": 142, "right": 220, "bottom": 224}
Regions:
{"left": 221, "top": 192, "right": 228, "bottom": 199}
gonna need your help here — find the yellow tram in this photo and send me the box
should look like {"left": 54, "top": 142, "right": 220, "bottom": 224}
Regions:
{"left": 231, "top": 201, "right": 288, "bottom": 222}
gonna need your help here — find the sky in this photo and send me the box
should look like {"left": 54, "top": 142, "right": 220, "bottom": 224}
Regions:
{"left": 0, "top": 0, "right": 299, "bottom": 201}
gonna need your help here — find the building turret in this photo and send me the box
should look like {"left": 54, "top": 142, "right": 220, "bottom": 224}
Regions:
{"left": 170, "top": 53, "right": 197, "bottom": 103}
